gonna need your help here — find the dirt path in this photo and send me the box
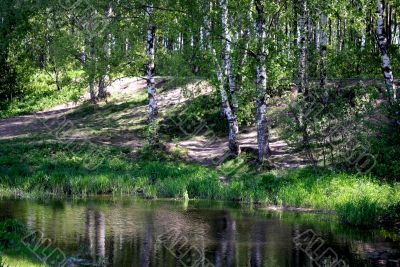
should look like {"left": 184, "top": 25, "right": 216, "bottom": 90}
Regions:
{"left": 178, "top": 129, "right": 309, "bottom": 168}
{"left": 0, "top": 77, "right": 309, "bottom": 168}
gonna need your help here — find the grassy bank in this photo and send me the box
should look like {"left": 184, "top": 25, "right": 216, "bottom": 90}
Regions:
{"left": 0, "top": 139, "right": 399, "bottom": 227}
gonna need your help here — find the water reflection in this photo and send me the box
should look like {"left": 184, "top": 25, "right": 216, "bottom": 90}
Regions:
{"left": 0, "top": 198, "right": 399, "bottom": 266}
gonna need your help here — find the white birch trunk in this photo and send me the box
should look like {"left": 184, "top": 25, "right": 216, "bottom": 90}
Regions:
{"left": 146, "top": 4, "right": 158, "bottom": 144}
{"left": 376, "top": 0, "right": 397, "bottom": 105}
{"left": 87, "top": 13, "right": 97, "bottom": 104}
{"left": 255, "top": 0, "right": 270, "bottom": 162}
{"left": 98, "top": 2, "right": 113, "bottom": 99}
{"left": 202, "top": 0, "right": 239, "bottom": 155}
{"left": 320, "top": 13, "right": 328, "bottom": 104}
{"left": 315, "top": 20, "right": 320, "bottom": 50}
{"left": 298, "top": 0, "right": 307, "bottom": 95}
{"left": 220, "top": 0, "right": 238, "bottom": 114}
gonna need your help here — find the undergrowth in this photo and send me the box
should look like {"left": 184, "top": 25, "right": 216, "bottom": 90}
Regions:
{"left": 0, "top": 71, "right": 85, "bottom": 119}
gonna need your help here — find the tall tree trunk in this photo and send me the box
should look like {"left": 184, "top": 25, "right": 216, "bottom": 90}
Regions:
{"left": 376, "top": 0, "right": 397, "bottom": 106}
{"left": 255, "top": 0, "right": 270, "bottom": 162}
{"left": 320, "top": 13, "right": 328, "bottom": 104}
{"left": 297, "top": 0, "right": 315, "bottom": 163}
{"left": 146, "top": 4, "right": 158, "bottom": 144}
{"left": 298, "top": 0, "right": 307, "bottom": 95}
{"left": 98, "top": 2, "right": 113, "bottom": 99}
{"left": 220, "top": 0, "right": 238, "bottom": 114}
{"left": 87, "top": 13, "right": 97, "bottom": 104}
{"left": 220, "top": 0, "right": 240, "bottom": 155}
{"left": 202, "top": 0, "right": 240, "bottom": 156}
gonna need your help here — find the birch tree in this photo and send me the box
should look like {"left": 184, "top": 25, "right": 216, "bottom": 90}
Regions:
{"left": 87, "top": 12, "right": 97, "bottom": 104}
{"left": 146, "top": 4, "right": 158, "bottom": 144}
{"left": 298, "top": 0, "right": 308, "bottom": 95}
{"left": 98, "top": 2, "right": 113, "bottom": 99}
{"left": 220, "top": 0, "right": 240, "bottom": 155}
{"left": 255, "top": 0, "right": 270, "bottom": 162}
{"left": 319, "top": 12, "right": 328, "bottom": 104}
{"left": 376, "top": 0, "right": 397, "bottom": 106}
{"left": 202, "top": 0, "right": 240, "bottom": 156}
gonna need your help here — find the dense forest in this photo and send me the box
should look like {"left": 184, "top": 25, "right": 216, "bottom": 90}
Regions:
{"left": 2, "top": 0, "right": 400, "bottom": 266}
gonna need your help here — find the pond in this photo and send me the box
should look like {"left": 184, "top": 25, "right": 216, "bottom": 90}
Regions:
{"left": 0, "top": 197, "right": 399, "bottom": 266}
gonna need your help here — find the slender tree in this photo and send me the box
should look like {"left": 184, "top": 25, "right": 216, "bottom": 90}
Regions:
{"left": 87, "top": 12, "right": 97, "bottom": 104}
{"left": 220, "top": 0, "right": 240, "bottom": 155}
{"left": 298, "top": 0, "right": 308, "bottom": 95}
{"left": 146, "top": 4, "right": 158, "bottom": 144}
{"left": 98, "top": 2, "right": 113, "bottom": 99}
{"left": 202, "top": 0, "right": 240, "bottom": 156}
{"left": 376, "top": 0, "right": 397, "bottom": 106}
{"left": 320, "top": 12, "right": 328, "bottom": 104}
{"left": 255, "top": 0, "right": 270, "bottom": 162}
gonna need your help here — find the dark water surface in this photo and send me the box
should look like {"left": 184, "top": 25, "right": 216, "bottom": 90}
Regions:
{"left": 1, "top": 197, "right": 399, "bottom": 266}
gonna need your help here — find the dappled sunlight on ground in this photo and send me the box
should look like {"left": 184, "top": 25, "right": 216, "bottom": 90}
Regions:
{"left": 0, "top": 77, "right": 308, "bottom": 167}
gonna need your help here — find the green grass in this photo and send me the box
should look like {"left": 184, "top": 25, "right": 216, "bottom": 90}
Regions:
{"left": 0, "top": 139, "right": 399, "bottom": 227}
{"left": 0, "top": 71, "right": 85, "bottom": 119}
{"left": 1, "top": 254, "right": 46, "bottom": 267}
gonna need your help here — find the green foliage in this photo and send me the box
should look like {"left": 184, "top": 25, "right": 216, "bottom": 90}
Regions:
{"left": 370, "top": 123, "right": 400, "bottom": 180}
{"left": 0, "top": 71, "right": 85, "bottom": 119}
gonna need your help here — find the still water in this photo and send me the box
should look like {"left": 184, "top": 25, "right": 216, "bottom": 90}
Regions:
{"left": 1, "top": 197, "right": 399, "bottom": 267}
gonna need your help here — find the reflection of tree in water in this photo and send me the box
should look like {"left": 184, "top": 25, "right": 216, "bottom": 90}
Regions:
{"left": 85, "top": 208, "right": 95, "bottom": 259}
{"left": 140, "top": 213, "right": 153, "bottom": 267}
{"left": 95, "top": 211, "right": 106, "bottom": 262}
{"left": 84, "top": 208, "right": 106, "bottom": 265}
{"left": 250, "top": 220, "right": 266, "bottom": 267}
{"left": 214, "top": 212, "right": 236, "bottom": 267}
{"left": 292, "top": 224, "right": 301, "bottom": 266}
